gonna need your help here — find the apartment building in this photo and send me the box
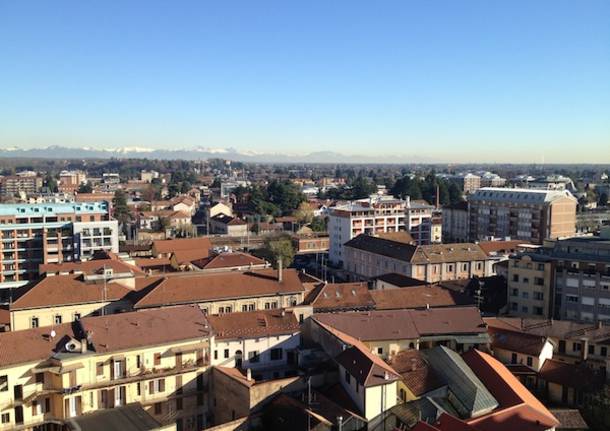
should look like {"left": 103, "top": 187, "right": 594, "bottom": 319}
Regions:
{"left": 0, "top": 306, "right": 211, "bottom": 431}
{"left": 0, "top": 174, "right": 43, "bottom": 197}
{"left": 0, "top": 203, "right": 119, "bottom": 301}
{"left": 343, "top": 234, "right": 491, "bottom": 283}
{"left": 468, "top": 187, "right": 577, "bottom": 243}
{"left": 449, "top": 173, "right": 481, "bottom": 194}
{"left": 507, "top": 230, "right": 610, "bottom": 323}
{"left": 58, "top": 171, "right": 87, "bottom": 193}
{"left": 328, "top": 196, "right": 406, "bottom": 265}
{"left": 405, "top": 200, "right": 435, "bottom": 245}
{"left": 442, "top": 201, "right": 469, "bottom": 243}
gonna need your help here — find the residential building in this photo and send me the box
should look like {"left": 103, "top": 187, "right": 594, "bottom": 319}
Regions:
{"left": 0, "top": 306, "right": 211, "bottom": 431}
{"left": 151, "top": 237, "right": 212, "bottom": 259}
{"left": 450, "top": 173, "right": 481, "bottom": 194}
{"left": 58, "top": 170, "right": 87, "bottom": 193}
{"left": 0, "top": 173, "right": 43, "bottom": 197}
{"left": 442, "top": 201, "right": 469, "bottom": 243}
{"left": 140, "top": 170, "right": 159, "bottom": 183}
{"left": 468, "top": 187, "right": 577, "bottom": 243}
{"left": 291, "top": 233, "right": 329, "bottom": 254}
{"left": 207, "top": 309, "right": 300, "bottom": 372}
{"left": 209, "top": 214, "right": 248, "bottom": 236}
{"left": 479, "top": 172, "right": 507, "bottom": 188}
{"left": 328, "top": 195, "right": 406, "bottom": 266}
{"left": 507, "top": 252, "right": 555, "bottom": 318}
{"left": 0, "top": 202, "right": 119, "bottom": 301}
{"left": 343, "top": 234, "right": 491, "bottom": 283}
{"left": 405, "top": 199, "right": 434, "bottom": 245}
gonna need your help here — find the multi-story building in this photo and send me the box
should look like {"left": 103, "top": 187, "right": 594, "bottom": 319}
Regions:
{"left": 449, "top": 173, "right": 481, "bottom": 194}
{"left": 0, "top": 306, "right": 211, "bottom": 431}
{"left": 0, "top": 203, "right": 119, "bottom": 301}
{"left": 442, "top": 201, "right": 469, "bottom": 243}
{"left": 58, "top": 171, "right": 87, "bottom": 193}
{"left": 468, "top": 187, "right": 577, "bottom": 244}
{"left": 479, "top": 172, "right": 507, "bottom": 188}
{"left": 0, "top": 173, "right": 43, "bottom": 197}
{"left": 405, "top": 199, "right": 434, "bottom": 245}
{"left": 506, "top": 229, "right": 610, "bottom": 323}
{"left": 328, "top": 196, "right": 406, "bottom": 265}
{"left": 343, "top": 234, "right": 491, "bottom": 283}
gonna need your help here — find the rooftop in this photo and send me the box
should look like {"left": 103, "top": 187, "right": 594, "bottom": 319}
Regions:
{"left": 0, "top": 201, "right": 109, "bottom": 217}
{"left": 207, "top": 309, "right": 299, "bottom": 339}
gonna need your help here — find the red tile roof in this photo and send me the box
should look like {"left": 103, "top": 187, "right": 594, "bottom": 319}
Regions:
{"left": 192, "top": 252, "right": 266, "bottom": 270}
{"left": 371, "top": 286, "right": 473, "bottom": 310}
{"left": 39, "top": 258, "right": 144, "bottom": 276}
{"left": 539, "top": 359, "right": 600, "bottom": 390}
{"left": 0, "top": 323, "right": 74, "bottom": 367}
{"left": 488, "top": 327, "right": 550, "bottom": 356}
{"left": 304, "top": 282, "right": 375, "bottom": 311}
{"left": 133, "top": 269, "right": 305, "bottom": 308}
{"left": 388, "top": 350, "right": 444, "bottom": 397}
{"left": 207, "top": 309, "right": 299, "bottom": 339}
{"left": 152, "top": 237, "right": 212, "bottom": 256}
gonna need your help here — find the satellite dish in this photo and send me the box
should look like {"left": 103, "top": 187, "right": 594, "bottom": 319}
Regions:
{"left": 50, "top": 330, "right": 56, "bottom": 338}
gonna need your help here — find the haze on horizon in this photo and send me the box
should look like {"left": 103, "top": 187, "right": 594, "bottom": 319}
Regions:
{"left": 1, "top": 1, "right": 609, "bottom": 164}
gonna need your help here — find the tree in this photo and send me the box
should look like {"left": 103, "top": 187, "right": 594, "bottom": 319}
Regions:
{"left": 294, "top": 202, "right": 314, "bottom": 225}
{"left": 599, "top": 192, "right": 609, "bottom": 207}
{"left": 44, "top": 174, "right": 58, "bottom": 193}
{"left": 112, "top": 190, "right": 131, "bottom": 225}
{"left": 77, "top": 182, "right": 93, "bottom": 193}
{"left": 310, "top": 216, "right": 327, "bottom": 232}
{"left": 448, "top": 182, "right": 463, "bottom": 206}
{"left": 350, "top": 176, "right": 377, "bottom": 199}
{"left": 261, "top": 234, "right": 295, "bottom": 268}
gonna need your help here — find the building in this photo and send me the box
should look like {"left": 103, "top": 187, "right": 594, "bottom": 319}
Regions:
{"left": 151, "top": 237, "right": 212, "bottom": 259}
{"left": 451, "top": 174, "right": 481, "bottom": 194}
{"left": 468, "top": 187, "right": 577, "bottom": 243}
{"left": 141, "top": 170, "right": 160, "bottom": 183}
{"left": 0, "top": 174, "right": 43, "bottom": 197}
{"left": 209, "top": 214, "right": 248, "bottom": 236}
{"left": 328, "top": 196, "right": 407, "bottom": 266}
{"left": 442, "top": 201, "right": 469, "bottom": 243}
{"left": 343, "top": 234, "right": 491, "bottom": 283}
{"left": 207, "top": 309, "right": 300, "bottom": 374}
{"left": 405, "top": 199, "right": 434, "bottom": 245}
{"left": 0, "top": 202, "right": 119, "bottom": 301}
{"left": 506, "top": 230, "right": 610, "bottom": 322}
{"left": 291, "top": 233, "right": 329, "bottom": 254}
{"left": 58, "top": 170, "right": 87, "bottom": 193}
{"left": 0, "top": 306, "right": 211, "bottom": 431}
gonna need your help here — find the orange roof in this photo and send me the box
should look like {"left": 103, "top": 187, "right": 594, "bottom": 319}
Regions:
{"left": 462, "top": 349, "right": 558, "bottom": 431}
{"left": 207, "top": 309, "right": 299, "bottom": 339}
{"left": 0, "top": 323, "right": 74, "bottom": 367}
{"left": 135, "top": 257, "right": 172, "bottom": 268}
{"left": 371, "top": 286, "right": 472, "bottom": 310}
{"left": 172, "top": 249, "right": 211, "bottom": 265}
{"left": 305, "top": 282, "right": 375, "bottom": 311}
{"left": 213, "top": 366, "right": 255, "bottom": 387}
{"left": 134, "top": 269, "right": 305, "bottom": 308}
{"left": 39, "top": 258, "right": 144, "bottom": 276}
{"left": 477, "top": 240, "right": 530, "bottom": 256}
{"left": 11, "top": 275, "right": 132, "bottom": 310}
{"left": 192, "top": 252, "right": 266, "bottom": 270}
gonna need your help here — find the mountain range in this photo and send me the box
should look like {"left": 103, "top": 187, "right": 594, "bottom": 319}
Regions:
{"left": 0, "top": 145, "right": 434, "bottom": 164}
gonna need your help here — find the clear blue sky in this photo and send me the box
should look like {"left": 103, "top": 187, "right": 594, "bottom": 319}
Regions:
{"left": 1, "top": 1, "right": 609, "bottom": 162}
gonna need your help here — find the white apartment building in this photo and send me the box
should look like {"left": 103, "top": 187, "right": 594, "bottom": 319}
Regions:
{"left": 328, "top": 196, "right": 406, "bottom": 265}
{"left": 405, "top": 199, "right": 435, "bottom": 245}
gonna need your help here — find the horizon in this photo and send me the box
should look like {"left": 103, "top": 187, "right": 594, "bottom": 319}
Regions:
{"left": 1, "top": 1, "right": 609, "bottom": 163}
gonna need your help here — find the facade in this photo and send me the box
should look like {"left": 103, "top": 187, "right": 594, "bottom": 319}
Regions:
{"left": 507, "top": 253, "right": 554, "bottom": 318}
{"left": 442, "top": 201, "right": 469, "bottom": 243}
{"left": 209, "top": 214, "right": 248, "bottom": 236}
{"left": 343, "top": 234, "right": 491, "bottom": 283}
{"left": 405, "top": 200, "right": 434, "bottom": 245}
{"left": 0, "top": 174, "right": 43, "bottom": 197}
{"left": 468, "top": 187, "right": 577, "bottom": 243}
{"left": 328, "top": 196, "right": 406, "bottom": 265}
{"left": 0, "top": 203, "right": 119, "bottom": 300}
{"left": 0, "top": 306, "right": 211, "bottom": 431}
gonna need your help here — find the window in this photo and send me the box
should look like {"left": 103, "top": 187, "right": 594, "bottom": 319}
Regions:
{"left": 136, "top": 382, "right": 141, "bottom": 396}
{"left": 588, "top": 345, "right": 595, "bottom": 355}
{"left": 0, "top": 375, "right": 7, "bottom": 392}
{"left": 534, "top": 306, "right": 543, "bottom": 316}
{"left": 1, "top": 413, "right": 9, "bottom": 424}
{"left": 511, "top": 353, "right": 517, "bottom": 364}
{"left": 154, "top": 402, "right": 162, "bottom": 415}
{"left": 344, "top": 370, "right": 351, "bottom": 384}
{"left": 537, "top": 263, "right": 545, "bottom": 271}
{"left": 270, "top": 348, "right": 283, "bottom": 361}
{"left": 154, "top": 353, "right": 161, "bottom": 366}
{"left": 602, "top": 347, "right": 608, "bottom": 357}
{"left": 136, "top": 355, "right": 142, "bottom": 369}
{"left": 533, "top": 292, "right": 544, "bottom": 300}
{"left": 511, "top": 302, "right": 518, "bottom": 311}
{"left": 511, "top": 288, "right": 519, "bottom": 297}
{"left": 242, "top": 305, "right": 248, "bottom": 312}
{"left": 224, "top": 349, "right": 229, "bottom": 359}
{"left": 248, "top": 351, "right": 260, "bottom": 363}
{"left": 573, "top": 342, "right": 582, "bottom": 352}
{"left": 526, "top": 357, "right": 533, "bottom": 366}
{"left": 31, "top": 317, "right": 39, "bottom": 328}
{"left": 377, "top": 347, "right": 383, "bottom": 355}
{"left": 35, "top": 373, "right": 44, "bottom": 384}
{"left": 213, "top": 350, "right": 218, "bottom": 360}
{"left": 534, "top": 278, "right": 544, "bottom": 286}
{"left": 567, "top": 295, "right": 579, "bottom": 303}
{"left": 513, "top": 275, "right": 519, "bottom": 282}
{"left": 521, "top": 305, "right": 528, "bottom": 313}
{"left": 522, "top": 291, "right": 529, "bottom": 299}
{"left": 522, "top": 277, "right": 529, "bottom": 284}
{"left": 96, "top": 362, "right": 104, "bottom": 376}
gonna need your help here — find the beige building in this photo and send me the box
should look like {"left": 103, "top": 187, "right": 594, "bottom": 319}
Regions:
{"left": 507, "top": 253, "right": 554, "bottom": 318}
{"left": 0, "top": 306, "right": 211, "bottom": 431}
{"left": 468, "top": 187, "right": 577, "bottom": 243}
{"left": 343, "top": 234, "right": 491, "bottom": 283}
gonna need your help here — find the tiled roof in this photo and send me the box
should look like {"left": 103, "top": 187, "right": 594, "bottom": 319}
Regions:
{"left": 11, "top": 275, "right": 132, "bottom": 310}
{"left": 370, "top": 286, "right": 473, "bottom": 310}
{"left": 192, "top": 252, "right": 266, "bottom": 270}
{"left": 135, "top": 257, "right": 172, "bottom": 268}
{"left": 211, "top": 214, "right": 246, "bottom": 225}
{"left": 152, "top": 237, "right": 212, "bottom": 255}
{"left": 133, "top": 269, "right": 305, "bottom": 308}
{"left": 389, "top": 350, "right": 444, "bottom": 397}
{"left": 0, "top": 322, "right": 74, "bottom": 367}
{"left": 344, "top": 234, "right": 417, "bottom": 263}
{"left": 40, "top": 258, "right": 144, "bottom": 276}
{"left": 172, "top": 249, "right": 211, "bottom": 265}
{"left": 549, "top": 409, "right": 589, "bottom": 430}
{"left": 304, "top": 282, "right": 375, "bottom": 311}
{"left": 207, "top": 309, "right": 299, "bottom": 339}
{"left": 489, "top": 327, "right": 550, "bottom": 356}
{"left": 374, "top": 273, "right": 427, "bottom": 287}
{"left": 78, "top": 306, "right": 210, "bottom": 354}
{"left": 213, "top": 366, "right": 255, "bottom": 387}
{"left": 462, "top": 349, "right": 558, "bottom": 431}
{"left": 539, "top": 359, "right": 600, "bottom": 390}
{"left": 408, "top": 307, "right": 487, "bottom": 336}
{"left": 477, "top": 240, "right": 530, "bottom": 256}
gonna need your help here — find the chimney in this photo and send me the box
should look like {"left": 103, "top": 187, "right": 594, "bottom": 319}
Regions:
{"left": 411, "top": 358, "right": 417, "bottom": 371}
{"left": 246, "top": 368, "right": 252, "bottom": 381}
{"left": 436, "top": 184, "right": 440, "bottom": 209}
{"left": 278, "top": 257, "right": 283, "bottom": 283}
{"left": 80, "top": 338, "right": 88, "bottom": 354}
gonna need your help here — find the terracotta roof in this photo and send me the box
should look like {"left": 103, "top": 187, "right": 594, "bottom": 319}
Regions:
{"left": 213, "top": 366, "right": 255, "bottom": 387}
{"left": 172, "top": 249, "right": 211, "bottom": 265}
{"left": 489, "top": 327, "right": 550, "bottom": 356}
{"left": 79, "top": 305, "right": 210, "bottom": 354}
{"left": 313, "top": 307, "right": 486, "bottom": 341}
{"left": 211, "top": 214, "right": 246, "bottom": 225}
{"left": 0, "top": 307, "right": 10, "bottom": 326}
{"left": 152, "top": 237, "right": 212, "bottom": 255}
{"left": 462, "top": 349, "right": 559, "bottom": 431}
{"left": 477, "top": 240, "right": 530, "bottom": 256}
{"left": 0, "top": 323, "right": 74, "bottom": 367}
{"left": 207, "top": 309, "right": 299, "bottom": 339}
{"left": 374, "top": 273, "right": 427, "bottom": 287}
{"left": 389, "top": 350, "right": 444, "bottom": 397}
{"left": 304, "top": 282, "right": 375, "bottom": 311}
{"left": 135, "top": 257, "right": 172, "bottom": 268}
{"left": 134, "top": 269, "right": 305, "bottom": 308}
{"left": 549, "top": 409, "right": 589, "bottom": 430}
{"left": 192, "top": 252, "right": 266, "bottom": 270}
{"left": 370, "top": 286, "right": 473, "bottom": 310}
{"left": 39, "top": 258, "right": 144, "bottom": 276}
{"left": 539, "top": 359, "right": 600, "bottom": 390}
{"left": 11, "top": 275, "right": 132, "bottom": 310}
{"left": 376, "top": 231, "right": 415, "bottom": 244}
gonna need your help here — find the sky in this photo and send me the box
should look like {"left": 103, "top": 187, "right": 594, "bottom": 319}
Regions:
{"left": 0, "top": 1, "right": 609, "bottom": 163}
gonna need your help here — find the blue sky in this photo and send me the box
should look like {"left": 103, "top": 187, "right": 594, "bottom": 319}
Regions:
{"left": 1, "top": 1, "right": 609, "bottom": 162}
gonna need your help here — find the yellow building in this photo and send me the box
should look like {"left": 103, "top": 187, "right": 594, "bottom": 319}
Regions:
{"left": 0, "top": 306, "right": 211, "bottom": 431}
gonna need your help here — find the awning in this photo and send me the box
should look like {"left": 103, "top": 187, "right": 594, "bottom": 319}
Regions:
{"left": 169, "top": 342, "right": 208, "bottom": 353}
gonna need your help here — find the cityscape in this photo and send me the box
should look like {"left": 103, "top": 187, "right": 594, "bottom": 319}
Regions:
{"left": 1, "top": 2, "right": 609, "bottom": 431}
